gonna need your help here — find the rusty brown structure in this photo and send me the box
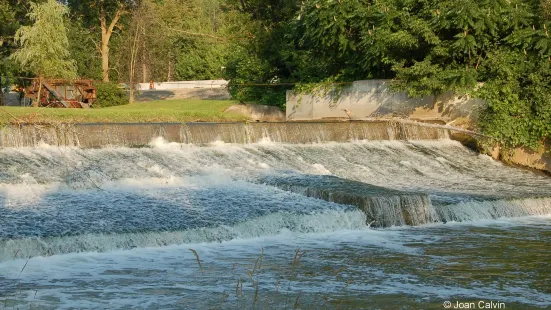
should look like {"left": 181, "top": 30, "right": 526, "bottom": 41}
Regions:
{"left": 25, "top": 79, "right": 97, "bottom": 108}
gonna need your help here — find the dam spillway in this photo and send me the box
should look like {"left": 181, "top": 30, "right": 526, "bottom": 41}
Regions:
{"left": 0, "top": 121, "right": 549, "bottom": 234}
{"left": 0, "top": 121, "right": 449, "bottom": 147}
{"left": 1, "top": 121, "right": 550, "bottom": 308}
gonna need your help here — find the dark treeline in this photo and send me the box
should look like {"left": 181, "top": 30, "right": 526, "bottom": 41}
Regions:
{"left": 1, "top": 0, "right": 240, "bottom": 83}
{"left": 1, "top": 0, "right": 551, "bottom": 149}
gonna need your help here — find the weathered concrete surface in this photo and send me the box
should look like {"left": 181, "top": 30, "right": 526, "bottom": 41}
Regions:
{"left": 224, "top": 104, "right": 285, "bottom": 122}
{"left": 489, "top": 142, "right": 551, "bottom": 174}
{"left": 450, "top": 132, "right": 551, "bottom": 174}
{"left": 286, "top": 80, "right": 484, "bottom": 123}
{"left": 0, "top": 121, "right": 449, "bottom": 148}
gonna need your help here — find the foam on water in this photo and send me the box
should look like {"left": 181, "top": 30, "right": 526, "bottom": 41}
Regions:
{"left": 1, "top": 216, "right": 550, "bottom": 309}
{"left": 0, "top": 209, "right": 366, "bottom": 262}
{"left": 1, "top": 138, "right": 551, "bottom": 308}
{"left": 1, "top": 139, "right": 550, "bottom": 234}
{"left": 1, "top": 139, "right": 549, "bottom": 195}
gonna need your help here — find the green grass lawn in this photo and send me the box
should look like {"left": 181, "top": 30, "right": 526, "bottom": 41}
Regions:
{"left": 0, "top": 99, "right": 249, "bottom": 124}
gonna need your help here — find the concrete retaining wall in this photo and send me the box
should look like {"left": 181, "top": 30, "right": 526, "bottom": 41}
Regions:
{"left": 489, "top": 142, "right": 551, "bottom": 175}
{"left": 286, "top": 80, "right": 484, "bottom": 122}
{"left": 0, "top": 121, "right": 450, "bottom": 148}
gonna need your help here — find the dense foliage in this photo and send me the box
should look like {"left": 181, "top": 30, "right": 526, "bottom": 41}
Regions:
{"left": 1, "top": 0, "right": 551, "bottom": 149}
{"left": 222, "top": 0, "right": 551, "bottom": 149}
{"left": 11, "top": 0, "right": 77, "bottom": 79}
{"left": 94, "top": 82, "right": 129, "bottom": 107}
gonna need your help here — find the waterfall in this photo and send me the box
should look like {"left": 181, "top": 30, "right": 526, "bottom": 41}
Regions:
{"left": 435, "top": 198, "right": 551, "bottom": 222}
{"left": 262, "top": 175, "right": 437, "bottom": 227}
{"left": 0, "top": 121, "right": 450, "bottom": 148}
{"left": 262, "top": 175, "right": 551, "bottom": 227}
{"left": 1, "top": 134, "right": 550, "bottom": 260}
{"left": 0, "top": 210, "right": 367, "bottom": 262}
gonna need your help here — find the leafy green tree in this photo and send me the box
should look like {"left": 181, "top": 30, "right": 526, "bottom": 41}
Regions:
{"left": 10, "top": 0, "right": 76, "bottom": 107}
{"left": 174, "top": 39, "right": 226, "bottom": 80}
{"left": 224, "top": 0, "right": 551, "bottom": 149}
{"left": 1, "top": 0, "right": 40, "bottom": 104}
{"left": 66, "top": 20, "right": 103, "bottom": 80}
{"left": 67, "top": 0, "right": 136, "bottom": 82}
{"left": 11, "top": 0, "right": 77, "bottom": 79}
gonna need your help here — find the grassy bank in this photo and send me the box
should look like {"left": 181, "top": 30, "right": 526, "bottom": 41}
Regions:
{"left": 0, "top": 99, "right": 248, "bottom": 123}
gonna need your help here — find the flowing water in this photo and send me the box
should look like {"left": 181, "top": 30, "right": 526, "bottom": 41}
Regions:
{"left": 0, "top": 135, "right": 550, "bottom": 309}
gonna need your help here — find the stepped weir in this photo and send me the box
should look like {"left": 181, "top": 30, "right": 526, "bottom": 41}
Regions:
{"left": 0, "top": 120, "right": 549, "bottom": 235}
{"left": 0, "top": 121, "right": 449, "bottom": 147}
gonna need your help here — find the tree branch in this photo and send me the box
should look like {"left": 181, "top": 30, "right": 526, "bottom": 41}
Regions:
{"left": 107, "top": 5, "right": 125, "bottom": 40}
{"left": 100, "top": 0, "right": 106, "bottom": 35}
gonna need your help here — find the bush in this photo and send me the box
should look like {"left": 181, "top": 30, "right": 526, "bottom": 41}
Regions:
{"left": 477, "top": 50, "right": 551, "bottom": 151}
{"left": 224, "top": 47, "right": 288, "bottom": 108}
{"left": 94, "top": 82, "right": 128, "bottom": 108}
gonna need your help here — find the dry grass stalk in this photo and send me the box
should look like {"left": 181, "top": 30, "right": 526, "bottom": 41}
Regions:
{"left": 235, "top": 279, "right": 240, "bottom": 297}
{"left": 252, "top": 247, "right": 264, "bottom": 273}
{"left": 252, "top": 283, "right": 259, "bottom": 307}
{"left": 292, "top": 248, "right": 307, "bottom": 266}
{"left": 293, "top": 291, "right": 302, "bottom": 310}
{"left": 332, "top": 267, "right": 346, "bottom": 276}
{"left": 343, "top": 280, "right": 353, "bottom": 290}
{"left": 188, "top": 248, "right": 203, "bottom": 272}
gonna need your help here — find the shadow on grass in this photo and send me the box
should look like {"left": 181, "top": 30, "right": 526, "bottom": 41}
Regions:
{"left": 135, "top": 90, "right": 176, "bottom": 101}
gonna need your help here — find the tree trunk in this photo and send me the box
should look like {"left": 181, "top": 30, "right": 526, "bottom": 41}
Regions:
{"left": 0, "top": 78, "right": 3, "bottom": 107}
{"left": 101, "top": 43, "right": 110, "bottom": 82}
{"left": 167, "top": 56, "right": 173, "bottom": 82}
{"left": 35, "top": 77, "right": 42, "bottom": 107}
{"left": 129, "top": 17, "right": 141, "bottom": 104}
{"left": 99, "top": 1, "right": 124, "bottom": 82}
{"left": 0, "top": 76, "right": 3, "bottom": 106}
{"left": 142, "top": 26, "right": 147, "bottom": 84}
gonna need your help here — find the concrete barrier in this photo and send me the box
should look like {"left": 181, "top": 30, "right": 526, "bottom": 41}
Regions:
{"left": 286, "top": 80, "right": 484, "bottom": 122}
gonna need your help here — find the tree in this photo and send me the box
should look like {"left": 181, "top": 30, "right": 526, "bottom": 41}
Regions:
{"left": 222, "top": 0, "right": 551, "bottom": 149}
{"left": 1, "top": 0, "right": 38, "bottom": 106}
{"left": 99, "top": 0, "right": 127, "bottom": 82}
{"left": 67, "top": 19, "right": 103, "bottom": 80}
{"left": 11, "top": 0, "right": 77, "bottom": 107}
{"left": 68, "top": 0, "right": 135, "bottom": 82}
{"left": 11, "top": 0, "right": 76, "bottom": 79}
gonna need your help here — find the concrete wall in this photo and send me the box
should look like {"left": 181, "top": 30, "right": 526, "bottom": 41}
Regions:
{"left": 489, "top": 142, "right": 551, "bottom": 175}
{"left": 286, "top": 80, "right": 484, "bottom": 123}
{"left": 137, "top": 80, "right": 228, "bottom": 90}
{"left": 224, "top": 104, "right": 285, "bottom": 121}
{"left": 0, "top": 121, "right": 449, "bottom": 148}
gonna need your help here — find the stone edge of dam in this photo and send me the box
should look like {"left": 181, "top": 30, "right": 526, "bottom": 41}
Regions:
{"left": 0, "top": 120, "right": 549, "bottom": 174}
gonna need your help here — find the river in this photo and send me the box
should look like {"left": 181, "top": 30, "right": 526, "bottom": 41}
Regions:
{"left": 0, "top": 138, "right": 550, "bottom": 309}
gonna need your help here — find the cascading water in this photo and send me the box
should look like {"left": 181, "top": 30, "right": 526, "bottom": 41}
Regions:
{"left": 1, "top": 123, "right": 550, "bottom": 309}
{"left": 0, "top": 121, "right": 449, "bottom": 147}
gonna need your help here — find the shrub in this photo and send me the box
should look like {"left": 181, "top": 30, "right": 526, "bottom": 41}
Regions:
{"left": 94, "top": 82, "right": 128, "bottom": 108}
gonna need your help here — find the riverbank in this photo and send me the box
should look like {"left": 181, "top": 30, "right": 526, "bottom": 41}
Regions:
{"left": 0, "top": 99, "right": 249, "bottom": 123}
